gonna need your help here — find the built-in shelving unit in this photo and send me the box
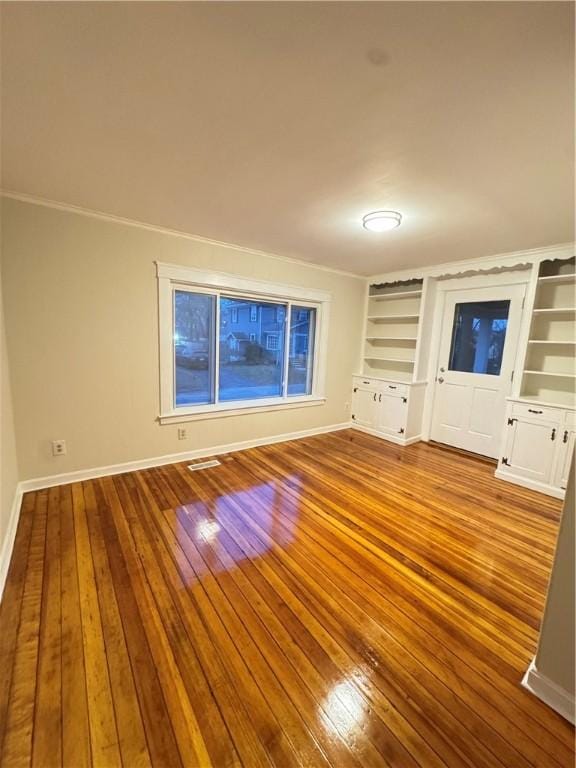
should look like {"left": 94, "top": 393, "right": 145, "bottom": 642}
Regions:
{"left": 521, "top": 257, "right": 576, "bottom": 406}
{"left": 363, "top": 279, "right": 423, "bottom": 382}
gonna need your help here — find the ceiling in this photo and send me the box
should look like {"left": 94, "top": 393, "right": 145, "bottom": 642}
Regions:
{"left": 1, "top": 2, "right": 574, "bottom": 276}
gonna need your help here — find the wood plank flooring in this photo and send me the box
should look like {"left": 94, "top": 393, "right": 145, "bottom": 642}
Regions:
{"left": 0, "top": 429, "right": 573, "bottom": 767}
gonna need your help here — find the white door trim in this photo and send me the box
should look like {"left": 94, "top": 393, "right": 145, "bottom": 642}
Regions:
{"left": 422, "top": 271, "right": 532, "bottom": 443}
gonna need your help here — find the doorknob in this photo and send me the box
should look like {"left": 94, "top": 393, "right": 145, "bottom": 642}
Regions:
{"left": 438, "top": 377, "right": 444, "bottom": 384}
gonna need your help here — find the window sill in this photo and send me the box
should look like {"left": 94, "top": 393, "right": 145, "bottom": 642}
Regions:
{"left": 158, "top": 396, "right": 326, "bottom": 424}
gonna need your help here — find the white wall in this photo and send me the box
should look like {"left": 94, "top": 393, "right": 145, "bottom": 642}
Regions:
{"left": 1, "top": 198, "right": 366, "bottom": 480}
{"left": 0, "top": 206, "right": 20, "bottom": 577}
{"left": 532, "top": 457, "right": 575, "bottom": 709}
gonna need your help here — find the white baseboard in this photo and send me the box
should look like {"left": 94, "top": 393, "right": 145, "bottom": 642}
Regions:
{"left": 494, "top": 469, "right": 565, "bottom": 500}
{"left": 522, "top": 658, "right": 575, "bottom": 724}
{"left": 19, "top": 422, "right": 352, "bottom": 492}
{"left": 351, "top": 423, "right": 421, "bottom": 446}
{"left": 0, "top": 486, "right": 24, "bottom": 603}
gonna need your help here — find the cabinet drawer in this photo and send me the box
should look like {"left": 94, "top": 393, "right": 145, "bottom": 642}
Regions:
{"left": 353, "top": 376, "right": 380, "bottom": 389}
{"left": 381, "top": 381, "right": 408, "bottom": 396}
{"left": 564, "top": 410, "right": 576, "bottom": 427}
{"left": 352, "top": 377, "right": 408, "bottom": 396}
{"left": 511, "top": 402, "right": 563, "bottom": 424}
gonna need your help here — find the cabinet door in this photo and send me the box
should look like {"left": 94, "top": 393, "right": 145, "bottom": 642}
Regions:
{"left": 502, "top": 418, "right": 558, "bottom": 484}
{"left": 376, "top": 392, "right": 407, "bottom": 436}
{"left": 352, "top": 386, "right": 378, "bottom": 427}
{"left": 553, "top": 428, "right": 575, "bottom": 490}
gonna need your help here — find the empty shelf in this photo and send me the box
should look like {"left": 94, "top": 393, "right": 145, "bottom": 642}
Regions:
{"left": 532, "top": 307, "right": 576, "bottom": 315}
{"left": 364, "top": 356, "right": 415, "bottom": 364}
{"left": 370, "top": 290, "right": 422, "bottom": 301}
{"left": 537, "top": 273, "right": 576, "bottom": 284}
{"left": 523, "top": 370, "right": 576, "bottom": 378}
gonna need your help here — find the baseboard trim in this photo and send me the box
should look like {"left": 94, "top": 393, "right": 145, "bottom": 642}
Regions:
{"left": 0, "top": 486, "right": 24, "bottom": 603}
{"left": 522, "top": 658, "right": 575, "bottom": 724}
{"left": 351, "top": 424, "right": 421, "bottom": 446}
{"left": 494, "top": 469, "right": 565, "bottom": 500}
{"left": 19, "top": 422, "right": 352, "bottom": 492}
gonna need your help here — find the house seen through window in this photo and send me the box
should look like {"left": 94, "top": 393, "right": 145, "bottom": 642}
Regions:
{"left": 174, "top": 292, "right": 317, "bottom": 407}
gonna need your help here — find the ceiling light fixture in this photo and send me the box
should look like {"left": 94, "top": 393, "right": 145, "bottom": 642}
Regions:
{"left": 362, "top": 210, "right": 402, "bottom": 232}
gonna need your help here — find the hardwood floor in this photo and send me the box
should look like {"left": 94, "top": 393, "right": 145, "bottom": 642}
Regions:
{"left": 0, "top": 429, "right": 573, "bottom": 767}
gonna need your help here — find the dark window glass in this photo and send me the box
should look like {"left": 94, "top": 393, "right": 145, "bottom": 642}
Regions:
{"left": 288, "top": 306, "right": 316, "bottom": 395}
{"left": 218, "top": 297, "right": 286, "bottom": 401}
{"left": 448, "top": 300, "right": 510, "bottom": 375}
{"left": 174, "top": 291, "right": 215, "bottom": 406}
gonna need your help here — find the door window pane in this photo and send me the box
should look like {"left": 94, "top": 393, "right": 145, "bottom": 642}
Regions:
{"left": 174, "top": 291, "right": 215, "bottom": 406}
{"left": 288, "top": 306, "right": 316, "bottom": 395}
{"left": 448, "top": 300, "right": 510, "bottom": 375}
{"left": 219, "top": 297, "right": 286, "bottom": 401}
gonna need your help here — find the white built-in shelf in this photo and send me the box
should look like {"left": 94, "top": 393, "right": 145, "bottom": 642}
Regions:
{"left": 524, "top": 370, "right": 576, "bottom": 379}
{"left": 521, "top": 258, "right": 576, "bottom": 408}
{"left": 364, "top": 278, "right": 423, "bottom": 383}
{"left": 532, "top": 307, "right": 576, "bottom": 315}
{"left": 366, "top": 336, "right": 418, "bottom": 342}
{"left": 537, "top": 273, "right": 576, "bottom": 284}
{"left": 364, "top": 356, "right": 415, "bottom": 364}
{"left": 371, "top": 290, "right": 422, "bottom": 301}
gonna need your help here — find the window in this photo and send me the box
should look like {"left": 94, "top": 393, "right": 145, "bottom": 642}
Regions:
{"left": 448, "top": 300, "right": 510, "bottom": 375}
{"left": 174, "top": 291, "right": 215, "bottom": 406}
{"left": 266, "top": 333, "right": 279, "bottom": 351}
{"left": 157, "top": 263, "right": 330, "bottom": 422}
{"left": 220, "top": 299, "right": 284, "bottom": 401}
{"left": 288, "top": 306, "right": 316, "bottom": 395}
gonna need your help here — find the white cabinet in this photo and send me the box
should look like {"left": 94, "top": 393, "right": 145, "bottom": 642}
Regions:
{"left": 497, "top": 399, "right": 575, "bottom": 498}
{"left": 501, "top": 418, "right": 558, "bottom": 484}
{"left": 554, "top": 418, "right": 576, "bottom": 490}
{"left": 377, "top": 391, "right": 407, "bottom": 436}
{"left": 351, "top": 382, "right": 379, "bottom": 428}
{"left": 351, "top": 376, "right": 426, "bottom": 446}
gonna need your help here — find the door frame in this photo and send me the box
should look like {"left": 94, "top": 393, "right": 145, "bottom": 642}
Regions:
{"left": 421, "top": 271, "right": 532, "bottom": 444}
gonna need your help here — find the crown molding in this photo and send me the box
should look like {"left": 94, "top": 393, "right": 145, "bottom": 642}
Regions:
{"left": 4, "top": 190, "right": 572, "bottom": 286}
{"left": 0, "top": 189, "right": 365, "bottom": 280}
{"left": 368, "top": 243, "right": 575, "bottom": 284}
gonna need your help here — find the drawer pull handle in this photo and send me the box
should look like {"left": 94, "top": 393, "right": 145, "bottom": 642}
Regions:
{"left": 528, "top": 409, "right": 543, "bottom": 414}
{"left": 563, "top": 430, "right": 569, "bottom": 443}
{"left": 551, "top": 428, "right": 556, "bottom": 441}
{"left": 373, "top": 392, "right": 377, "bottom": 401}
{"left": 363, "top": 380, "right": 370, "bottom": 384}
{"left": 388, "top": 385, "right": 397, "bottom": 390}
{"left": 379, "top": 394, "right": 382, "bottom": 402}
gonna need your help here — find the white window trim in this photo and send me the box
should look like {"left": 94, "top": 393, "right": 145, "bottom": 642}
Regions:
{"left": 157, "top": 262, "right": 330, "bottom": 423}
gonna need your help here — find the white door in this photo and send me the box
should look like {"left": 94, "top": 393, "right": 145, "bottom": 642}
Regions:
{"left": 377, "top": 392, "right": 407, "bottom": 437}
{"left": 352, "top": 385, "right": 378, "bottom": 428}
{"left": 430, "top": 285, "right": 525, "bottom": 458}
{"left": 503, "top": 418, "right": 558, "bottom": 484}
{"left": 553, "top": 427, "right": 575, "bottom": 489}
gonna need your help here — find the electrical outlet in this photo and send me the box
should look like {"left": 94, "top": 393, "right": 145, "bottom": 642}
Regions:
{"left": 52, "top": 439, "right": 67, "bottom": 456}
{"left": 177, "top": 428, "right": 187, "bottom": 440}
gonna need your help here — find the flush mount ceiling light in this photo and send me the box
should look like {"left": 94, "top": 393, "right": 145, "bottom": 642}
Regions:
{"left": 362, "top": 210, "right": 402, "bottom": 232}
